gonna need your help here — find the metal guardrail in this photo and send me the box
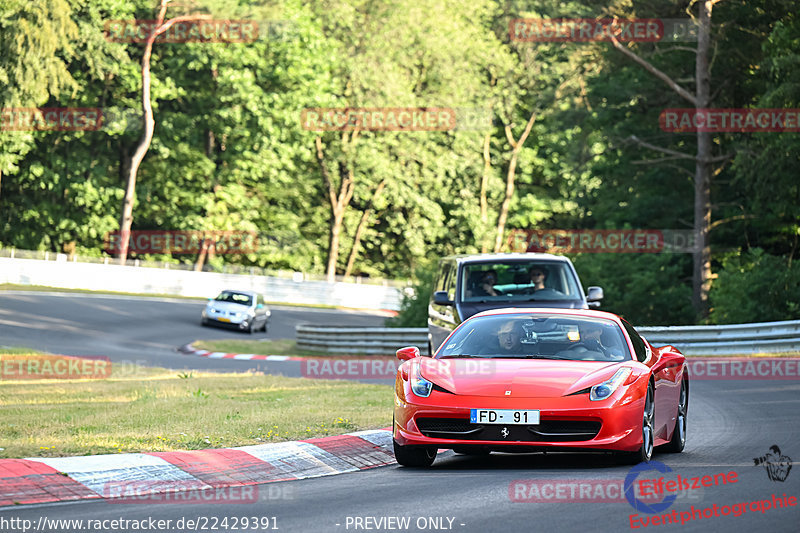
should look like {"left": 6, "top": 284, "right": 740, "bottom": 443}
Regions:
{"left": 296, "top": 320, "right": 800, "bottom": 356}
{"left": 296, "top": 326, "right": 430, "bottom": 355}
{"left": 637, "top": 320, "right": 800, "bottom": 355}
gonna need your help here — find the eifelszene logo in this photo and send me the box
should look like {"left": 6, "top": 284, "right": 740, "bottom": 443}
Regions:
{"left": 753, "top": 445, "right": 792, "bottom": 482}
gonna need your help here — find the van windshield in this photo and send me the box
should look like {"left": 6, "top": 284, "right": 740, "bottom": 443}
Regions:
{"left": 461, "top": 261, "right": 582, "bottom": 302}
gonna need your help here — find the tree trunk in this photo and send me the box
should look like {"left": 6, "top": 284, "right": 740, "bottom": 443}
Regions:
{"left": 343, "top": 179, "right": 386, "bottom": 277}
{"left": 693, "top": 1, "right": 713, "bottom": 318}
{"left": 316, "top": 136, "right": 355, "bottom": 283}
{"left": 194, "top": 235, "right": 210, "bottom": 271}
{"left": 609, "top": 1, "right": 717, "bottom": 318}
{"left": 116, "top": 1, "right": 211, "bottom": 264}
{"left": 493, "top": 111, "right": 536, "bottom": 253}
{"left": 479, "top": 132, "right": 491, "bottom": 252}
{"left": 194, "top": 127, "right": 217, "bottom": 272}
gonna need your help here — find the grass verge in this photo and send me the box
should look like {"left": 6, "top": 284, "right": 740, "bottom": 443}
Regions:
{"left": 0, "top": 353, "right": 392, "bottom": 458}
{"left": 191, "top": 339, "right": 336, "bottom": 357}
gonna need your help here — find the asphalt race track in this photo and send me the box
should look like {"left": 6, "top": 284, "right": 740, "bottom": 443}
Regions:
{"left": 2, "top": 380, "right": 799, "bottom": 532}
{"left": 1, "top": 291, "right": 798, "bottom": 532}
{"left": 0, "top": 291, "right": 386, "bottom": 373}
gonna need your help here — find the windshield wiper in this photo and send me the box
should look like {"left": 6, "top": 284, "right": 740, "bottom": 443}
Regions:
{"left": 439, "top": 354, "right": 480, "bottom": 359}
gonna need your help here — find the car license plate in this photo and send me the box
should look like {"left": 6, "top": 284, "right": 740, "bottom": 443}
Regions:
{"left": 470, "top": 409, "right": 539, "bottom": 425}
{"left": 217, "top": 317, "right": 231, "bottom": 322}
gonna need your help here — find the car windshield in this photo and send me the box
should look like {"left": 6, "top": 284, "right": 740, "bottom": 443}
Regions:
{"left": 214, "top": 291, "right": 253, "bottom": 306}
{"left": 437, "top": 313, "right": 630, "bottom": 362}
{"left": 461, "top": 261, "right": 582, "bottom": 302}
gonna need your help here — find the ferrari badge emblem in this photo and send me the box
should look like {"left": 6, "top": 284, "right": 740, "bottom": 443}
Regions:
{"left": 501, "top": 427, "right": 509, "bottom": 438}
{"left": 505, "top": 390, "right": 511, "bottom": 395}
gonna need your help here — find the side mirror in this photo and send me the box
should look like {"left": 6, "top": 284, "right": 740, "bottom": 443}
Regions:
{"left": 396, "top": 346, "right": 421, "bottom": 361}
{"left": 433, "top": 290, "right": 453, "bottom": 306}
{"left": 586, "top": 286, "right": 604, "bottom": 302}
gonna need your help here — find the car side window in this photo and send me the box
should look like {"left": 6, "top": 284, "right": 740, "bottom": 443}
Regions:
{"left": 622, "top": 320, "right": 648, "bottom": 362}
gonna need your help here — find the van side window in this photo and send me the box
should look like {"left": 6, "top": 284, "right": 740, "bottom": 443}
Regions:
{"left": 434, "top": 262, "right": 448, "bottom": 292}
{"left": 622, "top": 320, "right": 648, "bottom": 362}
{"left": 444, "top": 263, "right": 456, "bottom": 301}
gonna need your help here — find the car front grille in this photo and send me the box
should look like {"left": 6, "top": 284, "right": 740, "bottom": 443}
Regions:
{"left": 415, "top": 417, "right": 601, "bottom": 442}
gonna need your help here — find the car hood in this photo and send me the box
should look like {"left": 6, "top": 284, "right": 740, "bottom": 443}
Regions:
{"left": 207, "top": 301, "right": 251, "bottom": 313}
{"left": 417, "top": 358, "right": 623, "bottom": 398}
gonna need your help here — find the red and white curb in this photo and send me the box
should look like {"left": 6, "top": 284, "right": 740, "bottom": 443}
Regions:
{"left": 178, "top": 343, "right": 305, "bottom": 362}
{"left": 0, "top": 429, "right": 394, "bottom": 507}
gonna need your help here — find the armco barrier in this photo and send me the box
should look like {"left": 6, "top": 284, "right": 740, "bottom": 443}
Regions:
{"left": 296, "top": 326, "right": 430, "bottom": 355}
{"left": 296, "top": 320, "right": 800, "bottom": 356}
{"left": 0, "top": 257, "right": 401, "bottom": 311}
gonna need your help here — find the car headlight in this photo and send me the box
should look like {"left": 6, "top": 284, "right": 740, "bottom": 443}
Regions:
{"left": 590, "top": 367, "right": 632, "bottom": 401}
{"left": 410, "top": 364, "right": 433, "bottom": 398}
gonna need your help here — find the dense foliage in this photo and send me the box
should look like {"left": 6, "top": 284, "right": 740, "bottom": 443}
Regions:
{"left": 1, "top": 0, "right": 797, "bottom": 324}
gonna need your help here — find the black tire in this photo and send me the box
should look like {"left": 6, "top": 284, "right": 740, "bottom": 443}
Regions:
{"left": 201, "top": 318, "right": 208, "bottom": 327}
{"left": 393, "top": 440, "right": 437, "bottom": 467}
{"left": 660, "top": 378, "right": 687, "bottom": 453}
{"left": 619, "top": 382, "right": 655, "bottom": 464}
{"left": 245, "top": 320, "right": 255, "bottom": 334}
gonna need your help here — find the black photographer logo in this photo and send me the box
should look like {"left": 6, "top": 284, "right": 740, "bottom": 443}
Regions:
{"left": 753, "top": 445, "right": 792, "bottom": 482}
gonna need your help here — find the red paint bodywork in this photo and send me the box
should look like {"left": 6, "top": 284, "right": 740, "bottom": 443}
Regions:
{"left": 394, "top": 308, "right": 688, "bottom": 453}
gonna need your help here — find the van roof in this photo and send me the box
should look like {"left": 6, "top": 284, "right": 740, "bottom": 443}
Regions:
{"left": 440, "top": 253, "right": 570, "bottom": 264}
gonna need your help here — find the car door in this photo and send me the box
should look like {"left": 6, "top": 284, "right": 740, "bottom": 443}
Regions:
{"left": 622, "top": 320, "right": 673, "bottom": 438}
{"left": 428, "top": 260, "right": 457, "bottom": 353}
{"left": 255, "top": 294, "right": 266, "bottom": 325}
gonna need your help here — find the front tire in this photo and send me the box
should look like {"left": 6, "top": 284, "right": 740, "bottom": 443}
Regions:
{"left": 660, "top": 378, "right": 687, "bottom": 453}
{"left": 393, "top": 440, "right": 437, "bottom": 467}
{"left": 619, "top": 382, "right": 655, "bottom": 464}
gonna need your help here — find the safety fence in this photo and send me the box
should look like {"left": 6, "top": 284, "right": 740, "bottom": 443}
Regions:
{"left": 296, "top": 320, "right": 800, "bottom": 356}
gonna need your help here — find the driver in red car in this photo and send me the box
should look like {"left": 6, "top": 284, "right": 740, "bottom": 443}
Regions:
{"left": 496, "top": 320, "right": 526, "bottom": 354}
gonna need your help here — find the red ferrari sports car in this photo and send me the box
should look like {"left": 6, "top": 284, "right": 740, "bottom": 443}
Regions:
{"left": 393, "top": 308, "right": 688, "bottom": 466}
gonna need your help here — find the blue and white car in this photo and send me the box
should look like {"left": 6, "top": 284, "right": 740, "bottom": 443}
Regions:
{"left": 201, "top": 290, "right": 270, "bottom": 333}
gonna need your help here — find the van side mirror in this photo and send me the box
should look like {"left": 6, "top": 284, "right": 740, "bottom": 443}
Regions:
{"left": 433, "top": 290, "right": 453, "bottom": 306}
{"left": 587, "top": 286, "right": 604, "bottom": 307}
